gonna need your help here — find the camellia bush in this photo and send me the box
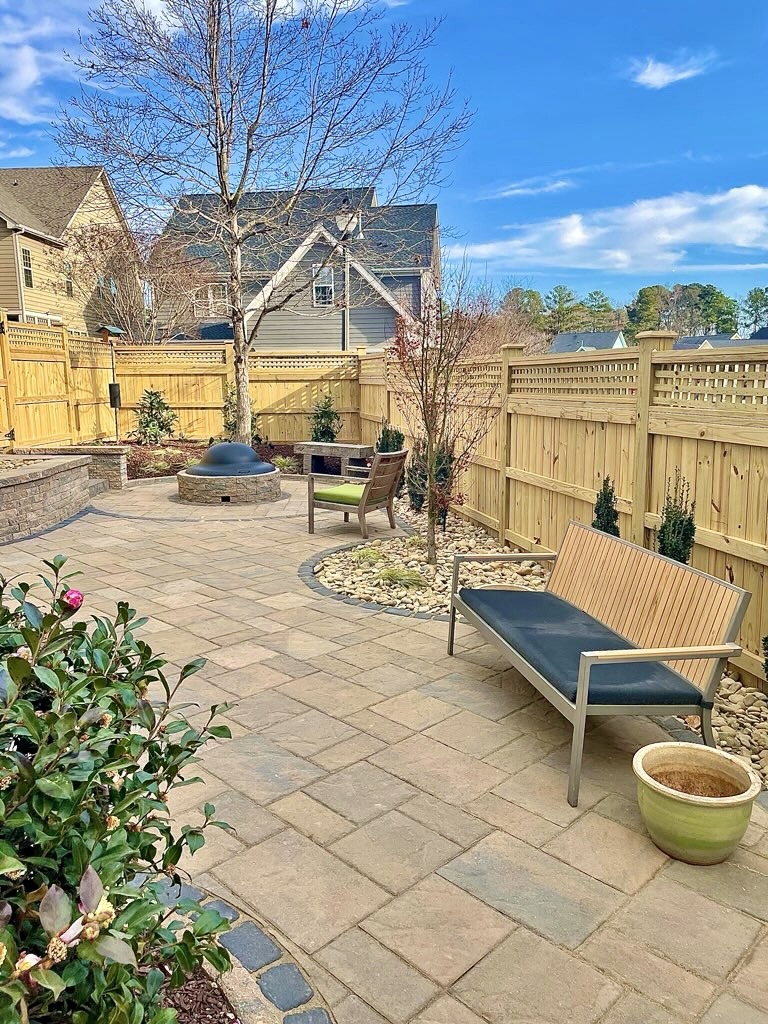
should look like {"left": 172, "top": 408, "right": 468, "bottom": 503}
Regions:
{"left": 0, "top": 557, "right": 232, "bottom": 1023}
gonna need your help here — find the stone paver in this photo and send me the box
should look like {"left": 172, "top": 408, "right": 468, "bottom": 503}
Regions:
{"left": 8, "top": 478, "right": 768, "bottom": 1024}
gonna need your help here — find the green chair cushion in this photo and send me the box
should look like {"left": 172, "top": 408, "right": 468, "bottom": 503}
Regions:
{"left": 313, "top": 483, "right": 365, "bottom": 506}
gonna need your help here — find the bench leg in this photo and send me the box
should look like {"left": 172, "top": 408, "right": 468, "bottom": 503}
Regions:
{"left": 308, "top": 499, "right": 315, "bottom": 534}
{"left": 567, "top": 713, "right": 587, "bottom": 807}
{"left": 447, "top": 603, "right": 456, "bottom": 655}
{"left": 701, "top": 705, "right": 716, "bottom": 747}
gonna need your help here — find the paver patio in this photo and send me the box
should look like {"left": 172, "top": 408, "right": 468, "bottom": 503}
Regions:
{"left": 4, "top": 478, "right": 768, "bottom": 1023}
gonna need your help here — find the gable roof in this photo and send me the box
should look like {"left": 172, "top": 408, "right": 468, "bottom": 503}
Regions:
{"left": 751, "top": 327, "right": 768, "bottom": 340}
{"left": 549, "top": 330, "right": 624, "bottom": 354}
{"left": 673, "top": 333, "right": 740, "bottom": 350}
{"left": 166, "top": 187, "right": 437, "bottom": 274}
{"left": 0, "top": 166, "right": 104, "bottom": 240}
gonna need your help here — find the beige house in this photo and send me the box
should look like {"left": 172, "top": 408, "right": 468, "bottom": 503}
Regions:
{"left": 0, "top": 166, "right": 128, "bottom": 334}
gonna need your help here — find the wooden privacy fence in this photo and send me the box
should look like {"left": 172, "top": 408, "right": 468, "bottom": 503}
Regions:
{"left": 0, "top": 313, "right": 765, "bottom": 683}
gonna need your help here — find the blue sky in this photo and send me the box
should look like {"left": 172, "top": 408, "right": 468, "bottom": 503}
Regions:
{"left": 1, "top": 0, "right": 767, "bottom": 304}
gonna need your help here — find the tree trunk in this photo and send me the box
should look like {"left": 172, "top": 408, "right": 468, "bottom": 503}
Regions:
{"left": 425, "top": 440, "right": 437, "bottom": 565}
{"left": 229, "top": 233, "right": 252, "bottom": 444}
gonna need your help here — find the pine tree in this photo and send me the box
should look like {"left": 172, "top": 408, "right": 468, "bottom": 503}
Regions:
{"left": 657, "top": 470, "right": 696, "bottom": 564}
{"left": 592, "top": 476, "right": 620, "bottom": 536}
{"left": 309, "top": 393, "right": 343, "bottom": 442}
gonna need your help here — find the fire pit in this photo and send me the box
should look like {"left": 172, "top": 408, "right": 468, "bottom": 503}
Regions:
{"left": 177, "top": 442, "right": 281, "bottom": 504}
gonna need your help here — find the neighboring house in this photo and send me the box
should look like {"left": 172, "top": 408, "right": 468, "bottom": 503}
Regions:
{"left": 165, "top": 187, "right": 439, "bottom": 350}
{"left": 750, "top": 327, "right": 768, "bottom": 341}
{"left": 549, "top": 330, "right": 626, "bottom": 354}
{"left": 0, "top": 166, "right": 129, "bottom": 334}
{"left": 673, "top": 333, "right": 743, "bottom": 350}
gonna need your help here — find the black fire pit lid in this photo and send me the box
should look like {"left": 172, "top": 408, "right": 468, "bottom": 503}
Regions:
{"left": 186, "top": 442, "right": 275, "bottom": 477}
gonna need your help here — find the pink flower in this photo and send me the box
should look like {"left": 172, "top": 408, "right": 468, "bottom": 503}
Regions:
{"left": 61, "top": 589, "right": 84, "bottom": 612}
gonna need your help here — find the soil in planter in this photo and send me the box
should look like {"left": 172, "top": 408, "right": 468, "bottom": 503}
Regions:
{"left": 649, "top": 767, "right": 745, "bottom": 798}
{"left": 162, "top": 967, "right": 240, "bottom": 1023}
{"left": 124, "top": 439, "right": 297, "bottom": 480}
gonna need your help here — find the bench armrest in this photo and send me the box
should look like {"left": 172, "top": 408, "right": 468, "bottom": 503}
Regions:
{"left": 451, "top": 551, "right": 558, "bottom": 597}
{"left": 575, "top": 643, "right": 741, "bottom": 711}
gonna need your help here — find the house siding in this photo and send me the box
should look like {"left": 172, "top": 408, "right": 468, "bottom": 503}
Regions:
{"left": 0, "top": 228, "right": 20, "bottom": 311}
{"left": 380, "top": 274, "right": 420, "bottom": 315}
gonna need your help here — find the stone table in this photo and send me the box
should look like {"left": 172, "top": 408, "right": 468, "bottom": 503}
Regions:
{"left": 294, "top": 442, "right": 374, "bottom": 478}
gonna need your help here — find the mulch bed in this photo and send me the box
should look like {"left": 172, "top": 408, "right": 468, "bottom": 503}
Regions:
{"left": 124, "top": 440, "right": 297, "bottom": 480}
{"left": 162, "top": 968, "right": 241, "bottom": 1023}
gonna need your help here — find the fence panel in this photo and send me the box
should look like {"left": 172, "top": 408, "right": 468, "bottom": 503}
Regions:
{"left": 68, "top": 336, "right": 114, "bottom": 442}
{"left": 7, "top": 323, "right": 72, "bottom": 446}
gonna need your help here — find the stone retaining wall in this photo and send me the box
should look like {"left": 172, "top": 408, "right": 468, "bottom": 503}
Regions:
{"left": 15, "top": 446, "right": 128, "bottom": 490}
{"left": 177, "top": 468, "right": 282, "bottom": 504}
{"left": 0, "top": 456, "right": 91, "bottom": 543}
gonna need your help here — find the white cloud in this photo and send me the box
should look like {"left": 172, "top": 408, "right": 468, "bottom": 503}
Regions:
{"left": 450, "top": 185, "right": 768, "bottom": 274}
{"left": 494, "top": 177, "right": 574, "bottom": 198}
{"left": 629, "top": 51, "right": 717, "bottom": 90}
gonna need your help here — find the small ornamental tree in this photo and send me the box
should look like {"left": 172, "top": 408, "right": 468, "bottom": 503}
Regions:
{"left": 0, "top": 557, "right": 232, "bottom": 1023}
{"left": 131, "top": 389, "right": 178, "bottom": 445}
{"left": 658, "top": 469, "right": 696, "bottom": 564}
{"left": 592, "top": 476, "right": 620, "bottom": 537}
{"left": 309, "top": 394, "right": 342, "bottom": 443}
{"left": 388, "top": 272, "right": 498, "bottom": 563}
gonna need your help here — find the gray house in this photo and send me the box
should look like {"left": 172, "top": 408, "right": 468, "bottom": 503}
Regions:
{"left": 549, "top": 330, "right": 626, "bottom": 354}
{"left": 165, "top": 188, "right": 438, "bottom": 350}
{"left": 673, "top": 333, "right": 743, "bottom": 350}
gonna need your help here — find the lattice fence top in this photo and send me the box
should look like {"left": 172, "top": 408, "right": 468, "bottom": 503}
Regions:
{"left": 652, "top": 351, "right": 768, "bottom": 408}
{"left": 508, "top": 354, "right": 639, "bottom": 399}
{"left": 115, "top": 346, "right": 227, "bottom": 366}
{"left": 7, "top": 324, "right": 66, "bottom": 351}
{"left": 68, "top": 336, "right": 112, "bottom": 359}
{"left": 249, "top": 352, "right": 359, "bottom": 371}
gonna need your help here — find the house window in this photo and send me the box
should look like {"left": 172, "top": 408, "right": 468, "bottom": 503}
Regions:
{"left": 64, "top": 262, "right": 74, "bottom": 299}
{"left": 21, "top": 248, "right": 33, "bottom": 288}
{"left": 312, "top": 265, "right": 334, "bottom": 307}
{"left": 96, "top": 274, "right": 106, "bottom": 301}
{"left": 194, "top": 283, "right": 229, "bottom": 317}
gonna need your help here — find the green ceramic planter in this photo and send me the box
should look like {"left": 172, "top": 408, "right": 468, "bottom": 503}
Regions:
{"left": 633, "top": 742, "right": 762, "bottom": 865}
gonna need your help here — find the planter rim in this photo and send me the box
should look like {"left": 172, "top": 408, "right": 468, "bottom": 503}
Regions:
{"left": 633, "top": 741, "right": 762, "bottom": 807}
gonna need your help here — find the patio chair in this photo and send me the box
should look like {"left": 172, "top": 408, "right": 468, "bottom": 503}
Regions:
{"left": 307, "top": 450, "right": 408, "bottom": 539}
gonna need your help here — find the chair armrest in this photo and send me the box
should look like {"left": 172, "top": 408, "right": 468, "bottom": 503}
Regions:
{"left": 574, "top": 643, "right": 741, "bottom": 714}
{"left": 451, "top": 551, "right": 558, "bottom": 597}
{"left": 307, "top": 474, "right": 369, "bottom": 484}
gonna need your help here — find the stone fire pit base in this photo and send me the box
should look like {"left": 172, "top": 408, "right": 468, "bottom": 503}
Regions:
{"left": 176, "top": 468, "right": 281, "bottom": 505}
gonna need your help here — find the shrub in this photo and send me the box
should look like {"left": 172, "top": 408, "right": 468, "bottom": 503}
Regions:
{"left": 272, "top": 455, "right": 298, "bottom": 474}
{"left": 657, "top": 469, "right": 696, "bottom": 564}
{"left": 592, "top": 476, "right": 620, "bottom": 537}
{"left": 0, "top": 557, "right": 232, "bottom": 1023}
{"left": 406, "top": 440, "right": 452, "bottom": 526}
{"left": 378, "top": 566, "right": 426, "bottom": 588}
{"left": 308, "top": 394, "right": 342, "bottom": 443}
{"left": 222, "top": 384, "right": 262, "bottom": 444}
{"left": 131, "top": 390, "right": 178, "bottom": 446}
{"left": 375, "top": 421, "right": 405, "bottom": 454}
{"left": 352, "top": 547, "right": 383, "bottom": 565}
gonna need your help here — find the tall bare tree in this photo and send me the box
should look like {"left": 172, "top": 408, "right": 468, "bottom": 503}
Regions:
{"left": 58, "top": 0, "right": 469, "bottom": 441}
{"left": 48, "top": 224, "right": 213, "bottom": 342}
{"left": 388, "top": 269, "right": 499, "bottom": 564}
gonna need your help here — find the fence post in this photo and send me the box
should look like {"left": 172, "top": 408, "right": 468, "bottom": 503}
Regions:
{"left": 60, "top": 325, "right": 77, "bottom": 445}
{"left": 496, "top": 343, "right": 523, "bottom": 544}
{"left": 630, "top": 330, "right": 676, "bottom": 545}
{"left": 0, "top": 310, "right": 17, "bottom": 451}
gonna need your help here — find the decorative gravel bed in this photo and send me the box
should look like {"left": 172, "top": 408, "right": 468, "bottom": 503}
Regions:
{"left": 0, "top": 457, "right": 40, "bottom": 474}
{"left": 707, "top": 676, "right": 768, "bottom": 784}
{"left": 313, "top": 501, "right": 549, "bottom": 615}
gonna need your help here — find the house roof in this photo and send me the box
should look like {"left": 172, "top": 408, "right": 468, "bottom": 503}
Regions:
{"left": 673, "top": 333, "right": 740, "bottom": 350}
{"left": 0, "top": 166, "right": 104, "bottom": 240}
{"left": 750, "top": 327, "right": 768, "bottom": 340}
{"left": 549, "top": 330, "right": 624, "bottom": 354}
{"left": 166, "top": 188, "right": 437, "bottom": 274}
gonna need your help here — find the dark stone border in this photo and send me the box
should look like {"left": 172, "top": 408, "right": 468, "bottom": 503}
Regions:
{"left": 156, "top": 880, "right": 333, "bottom": 1023}
{"left": 297, "top": 533, "right": 451, "bottom": 623}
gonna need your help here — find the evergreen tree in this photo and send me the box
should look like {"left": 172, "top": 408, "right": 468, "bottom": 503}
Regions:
{"left": 592, "top": 476, "right": 620, "bottom": 536}
{"left": 309, "top": 394, "right": 343, "bottom": 442}
{"left": 544, "top": 285, "right": 583, "bottom": 334}
{"left": 742, "top": 287, "right": 768, "bottom": 336}
{"left": 584, "top": 290, "right": 614, "bottom": 332}
{"left": 657, "top": 470, "right": 696, "bottom": 564}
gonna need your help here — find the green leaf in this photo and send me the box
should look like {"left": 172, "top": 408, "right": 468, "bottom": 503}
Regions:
{"left": 192, "top": 908, "right": 222, "bottom": 936}
{"left": 179, "top": 658, "right": 205, "bottom": 682}
{"left": 145, "top": 968, "right": 165, "bottom": 1000}
{"left": 0, "top": 854, "right": 24, "bottom": 875}
{"left": 30, "top": 967, "right": 67, "bottom": 998}
{"left": 20, "top": 602, "right": 42, "bottom": 630}
{"left": 185, "top": 832, "right": 205, "bottom": 855}
{"left": 39, "top": 885, "right": 72, "bottom": 936}
{"left": 149, "top": 1010, "right": 178, "bottom": 1024}
{"left": 35, "top": 776, "right": 74, "bottom": 801}
{"left": 32, "top": 666, "right": 61, "bottom": 690}
{"left": 94, "top": 933, "right": 137, "bottom": 967}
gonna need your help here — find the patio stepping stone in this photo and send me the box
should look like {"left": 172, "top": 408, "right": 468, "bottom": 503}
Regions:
{"left": 203, "top": 898, "right": 239, "bottom": 922}
{"left": 285, "top": 1011, "right": 333, "bottom": 1024}
{"left": 258, "top": 963, "right": 313, "bottom": 1011}
{"left": 220, "top": 921, "right": 281, "bottom": 971}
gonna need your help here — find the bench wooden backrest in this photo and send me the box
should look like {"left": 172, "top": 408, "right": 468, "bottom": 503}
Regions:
{"left": 546, "top": 522, "right": 749, "bottom": 691}
{"left": 363, "top": 450, "right": 408, "bottom": 505}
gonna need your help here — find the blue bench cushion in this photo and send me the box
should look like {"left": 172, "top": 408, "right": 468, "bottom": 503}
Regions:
{"left": 458, "top": 588, "right": 706, "bottom": 708}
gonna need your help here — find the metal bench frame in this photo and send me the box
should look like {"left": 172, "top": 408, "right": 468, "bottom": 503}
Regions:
{"left": 448, "top": 525, "right": 749, "bottom": 807}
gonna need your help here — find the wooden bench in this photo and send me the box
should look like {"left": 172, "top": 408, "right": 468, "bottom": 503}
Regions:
{"left": 308, "top": 450, "right": 408, "bottom": 539}
{"left": 448, "top": 522, "right": 750, "bottom": 806}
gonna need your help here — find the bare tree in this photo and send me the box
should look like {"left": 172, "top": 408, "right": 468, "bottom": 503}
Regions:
{"left": 388, "top": 269, "right": 499, "bottom": 564}
{"left": 48, "top": 223, "right": 213, "bottom": 342}
{"left": 57, "top": 0, "right": 470, "bottom": 441}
